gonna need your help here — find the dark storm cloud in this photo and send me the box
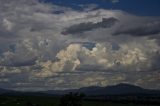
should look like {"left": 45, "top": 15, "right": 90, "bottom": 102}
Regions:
{"left": 62, "top": 17, "right": 118, "bottom": 35}
{"left": 113, "top": 21, "right": 160, "bottom": 36}
{"left": 0, "top": 58, "right": 36, "bottom": 67}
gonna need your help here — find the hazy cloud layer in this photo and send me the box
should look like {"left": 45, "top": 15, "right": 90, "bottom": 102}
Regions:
{"left": 0, "top": 0, "right": 160, "bottom": 91}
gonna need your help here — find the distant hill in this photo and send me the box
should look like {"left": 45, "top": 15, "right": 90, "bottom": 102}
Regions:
{"left": 1, "top": 83, "right": 160, "bottom": 96}
{"left": 42, "top": 83, "right": 160, "bottom": 96}
{"left": 77, "top": 83, "right": 160, "bottom": 96}
{"left": 0, "top": 88, "right": 14, "bottom": 94}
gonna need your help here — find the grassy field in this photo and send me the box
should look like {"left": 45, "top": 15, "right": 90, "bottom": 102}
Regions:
{"left": 0, "top": 96, "right": 158, "bottom": 106}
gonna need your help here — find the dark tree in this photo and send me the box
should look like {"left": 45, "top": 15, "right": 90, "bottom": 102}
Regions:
{"left": 59, "top": 92, "right": 85, "bottom": 106}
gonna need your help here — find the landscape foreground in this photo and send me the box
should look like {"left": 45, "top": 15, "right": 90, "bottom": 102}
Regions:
{"left": 0, "top": 84, "right": 160, "bottom": 106}
{"left": 0, "top": 95, "right": 160, "bottom": 106}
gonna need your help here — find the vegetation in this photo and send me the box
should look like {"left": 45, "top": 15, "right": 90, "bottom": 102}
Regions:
{"left": 59, "top": 92, "right": 85, "bottom": 106}
{"left": 0, "top": 94, "right": 159, "bottom": 106}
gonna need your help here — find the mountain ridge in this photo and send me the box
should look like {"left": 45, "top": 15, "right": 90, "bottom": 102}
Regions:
{"left": 1, "top": 83, "right": 160, "bottom": 96}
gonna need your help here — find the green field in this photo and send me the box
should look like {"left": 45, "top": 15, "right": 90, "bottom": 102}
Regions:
{"left": 0, "top": 96, "right": 157, "bottom": 106}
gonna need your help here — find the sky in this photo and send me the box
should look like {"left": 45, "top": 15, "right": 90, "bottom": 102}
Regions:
{"left": 0, "top": 0, "right": 160, "bottom": 91}
{"left": 45, "top": 0, "right": 160, "bottom": 16}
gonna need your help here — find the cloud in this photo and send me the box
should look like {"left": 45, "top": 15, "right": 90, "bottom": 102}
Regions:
{"left": 34, "top": 41, "right": 158, "bottom": 77}
{"left": 0, "top": 0, "right": 159, "bottom": 90}
{"left": 0, "top": 66, "right": 22, "bottom": 77}
{"left": 113, "top": 20, "right": 160, "bottom": 36}
{"left": 2, "top": 19, "right": 13, "bottom": 31}
{"left": 0, "top": 0, "right": 68, "bottom": 66}
{"left": 62, "top": 17, "right": 118, "bottom": 35}
{"left": 101, "top": 0, "right": 120, "bottom": 4}
{"left": 110, "top": 0, "right": 119, "bottom": 3}
{"left": 34, "top": 44, "right": 81, "bottom": 77}
{"left": 0, "top": 78, "right": 9, "bottom": 82}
